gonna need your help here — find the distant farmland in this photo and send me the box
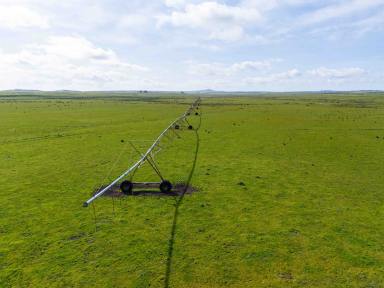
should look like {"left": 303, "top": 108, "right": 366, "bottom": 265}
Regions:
{"left": 1, "top": 92, "right": 383, "bottom": 287}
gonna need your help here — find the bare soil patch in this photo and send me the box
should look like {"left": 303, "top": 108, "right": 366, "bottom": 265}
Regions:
{"left": 92, "top": 182, "right": 198, "bottom": 198}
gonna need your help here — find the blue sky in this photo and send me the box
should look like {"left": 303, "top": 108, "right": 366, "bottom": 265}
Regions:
{"left": 0, "top": 0, "right": 383, "bottom": 91}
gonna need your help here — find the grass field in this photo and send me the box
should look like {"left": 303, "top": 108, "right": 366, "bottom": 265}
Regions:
{"left": 1, "top": 93, "right": 384, "bottom": 287}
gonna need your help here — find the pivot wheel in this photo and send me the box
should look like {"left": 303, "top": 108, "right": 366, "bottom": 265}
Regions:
{"left": 160, "top": 180, "right": 172, "bottom": 193}
{"left": 188, "top": 125, "right": 193, "bottom": 130}
{"left": 120, "top": 180, "right": 133, "bottom": 195}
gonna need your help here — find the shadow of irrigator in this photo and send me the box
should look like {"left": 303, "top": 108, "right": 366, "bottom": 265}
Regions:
{"left": 163, "top": 113, "right": 201, "bottom": 288}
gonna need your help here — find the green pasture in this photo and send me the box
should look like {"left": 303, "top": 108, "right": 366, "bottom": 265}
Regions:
{"left": 0, "top": 94, "right": 383, "bottom": 287}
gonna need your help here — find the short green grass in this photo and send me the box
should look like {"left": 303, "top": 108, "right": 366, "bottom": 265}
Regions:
{"left": 1, "top": 93, "right": 384, "bottom": 287}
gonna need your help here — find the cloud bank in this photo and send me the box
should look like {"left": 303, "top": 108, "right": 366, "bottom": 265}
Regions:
{"left": 0, "top": 0, "right": 382, "bottom": 91}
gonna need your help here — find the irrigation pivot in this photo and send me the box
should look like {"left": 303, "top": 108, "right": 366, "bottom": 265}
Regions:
{"left": 83, "top": 98, "right": 201, "bottom": 207}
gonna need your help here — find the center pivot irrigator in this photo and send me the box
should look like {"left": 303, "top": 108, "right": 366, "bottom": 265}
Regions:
{"left": 83, "top": 98, "right": 201, "bottom": 207}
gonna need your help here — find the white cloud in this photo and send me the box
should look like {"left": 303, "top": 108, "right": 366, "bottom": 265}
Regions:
{"left": 39, "top": 36, "right": 116, "bottom": 61}
{"left": 231, "top": 59, "right": 281, "bottom": 72}
{"left": 246, "top": 69, "right": 300, "bottom": 84}
{"left": 241, "top": 0, "right": 318, "bottom": 10}
{"left": 361, "top": 17, "right": 384, "bottom": 33}
{"left": 187, "top": 59, "right": 278, "bottom": 76}
{"left": 164, "top": 0, "right": 187, "bottom": 8}
{"left": 299, "top": 0, "right": 384, "bottom": 26}
{"left": 158, "top": 1, "right": 263, "bottom": 41}
{"left": 188, "top": 62, "right": 230, "bottom": 77}
{"left": 0, "top": 5, "right": 49, "bottom": 29}
{"left": 240, "top": 0, "right": 384, "bottom": 41}
{"left": 0, "top": 36, "right": 149, "bottom": 90}
{"left": 119, "top": 14, "right": 148, "bottom": 29}
{"left": 241, "top": 0, "right": 279, "bottom": 11}
{"left": 309, "top": 67, "right": 365, "bottom": 79}
{"left": 343, "top": 10, "right": 384, "bottom": 35}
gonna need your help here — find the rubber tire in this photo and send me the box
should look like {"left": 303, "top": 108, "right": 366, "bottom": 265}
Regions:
{"left": 160, "top": 180, "right": 172, "bottom": 193}
{"left": 120, "top": 180, "right": 133, "bottom": 195}
{"left": 174, "top": 124, "right": 180, "bottom": 130}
